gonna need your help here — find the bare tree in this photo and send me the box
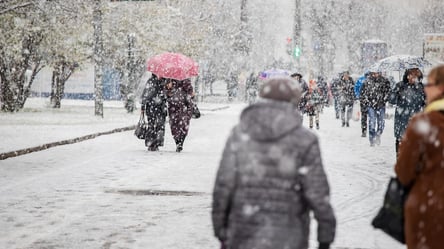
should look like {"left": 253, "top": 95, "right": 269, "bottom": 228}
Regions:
{"left": 93, "top": 0, "right": 104, "bottom": 117}
{"left": 0, "top": 7, "right": 46, "bottom": 112}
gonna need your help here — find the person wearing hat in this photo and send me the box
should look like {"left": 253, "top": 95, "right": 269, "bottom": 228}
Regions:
{"left": 395, "top": 64, "right": 444, "bottom": 249}
{"left": 212, "top": 77, "right": 336, "bottom": 249}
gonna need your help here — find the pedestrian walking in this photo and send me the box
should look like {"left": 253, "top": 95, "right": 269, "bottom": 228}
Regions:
{"left": 140, "top": 74, "right": 167, "bottom": 151}
{"left": 359, "top": 71, "right": 391, "bottom": 146}
{"left": 305, "top": 79, "right": 323, "bottom": 129}
{"left": 330, "top": 73, "right": 343, "bottom": 119}
{"left": 291, "top": 72, "right": 309, "bottom": 115}
{"left": 246, "top": 72, "right": 259, "bottom": 104}
{"left": 317, "top": 76, "right": 329, "bottom": 108}
{"left": 338, "top": 71, "right": 355, "bottom": 127}
{"left": 291, "top": 72, "right": 309, "bottom": 93}
{"left": 165, "top": 78, "right": 195, "bottom": 152}
{"left": 354, "top": 71, "right": 370, "bottom": 137}
{"left": 212, "top": 77, "right": 336, "bottom": 249}
{"left": 389, "top": 68, "right": 426, "bottom": 155}
{"left": 395, "top": 65, "right": 444, "bottom": 249}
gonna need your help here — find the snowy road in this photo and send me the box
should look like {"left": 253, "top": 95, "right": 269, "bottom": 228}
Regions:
{"left": 0, "top": 103, "right": 404, "bottom": 249}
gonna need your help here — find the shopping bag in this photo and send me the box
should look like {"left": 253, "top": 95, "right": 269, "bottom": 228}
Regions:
{"left": 134, "top": 114, "right": 147, "bottom": 139}
{"left": 192, "top": 103, "right": 201, "bottom": 119}
{"left": 371, "top": 177, "right": 409, "bottom": 244}
{"left": 352, "top": 100, "right": 361, "bottom": 121}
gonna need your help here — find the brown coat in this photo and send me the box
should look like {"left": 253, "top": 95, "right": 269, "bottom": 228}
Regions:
{"left": 395, "top": 108, "right": 444, "bottom": 249}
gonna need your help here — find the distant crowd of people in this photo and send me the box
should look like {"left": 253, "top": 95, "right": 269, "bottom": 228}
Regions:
{"left": 212, "top": 65, "right": 444, "bottom": 249}
{"left": 139, "top": 63, "right": 444, "bottom": 249}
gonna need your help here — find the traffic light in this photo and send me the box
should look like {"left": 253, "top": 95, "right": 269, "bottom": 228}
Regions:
{"left": 293, "top": 46, "right": 301, "bottom": 58}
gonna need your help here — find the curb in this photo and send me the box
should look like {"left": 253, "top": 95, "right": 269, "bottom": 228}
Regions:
{"left": 0, "top": 125, "right": 136, "bottom": 161}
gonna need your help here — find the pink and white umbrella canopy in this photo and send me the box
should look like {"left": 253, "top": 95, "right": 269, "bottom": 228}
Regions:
{"left": 146, "top": 52, "right": 199, "bottom": 81}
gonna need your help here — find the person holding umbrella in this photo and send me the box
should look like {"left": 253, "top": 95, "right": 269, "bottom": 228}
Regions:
{"left": 389, "top": 68, "right": 426, "bottom": 155}
{"left": 146, "top": 52, "right": 199, "bottom": 152}
{"left": 165, "top": 78, "right": 195, "bottom": 152}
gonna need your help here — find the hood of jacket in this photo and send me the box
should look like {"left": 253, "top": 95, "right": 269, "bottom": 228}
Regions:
{"left": 239, "top": 99, "right": 303, "bottom": 141}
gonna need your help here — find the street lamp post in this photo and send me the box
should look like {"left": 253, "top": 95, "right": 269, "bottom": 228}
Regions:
{"left": 293, "top": 0, "right": 302, "bottom": 69}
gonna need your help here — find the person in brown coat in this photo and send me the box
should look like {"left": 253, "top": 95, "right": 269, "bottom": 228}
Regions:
{"left": 395, "top": 65, "right": 444, "bottom": 249}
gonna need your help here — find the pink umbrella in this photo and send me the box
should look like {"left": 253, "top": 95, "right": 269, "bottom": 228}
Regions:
{"left": 146, "top": 52, "right": 199, "bottom": 81}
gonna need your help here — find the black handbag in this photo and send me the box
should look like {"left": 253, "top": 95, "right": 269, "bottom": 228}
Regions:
{"left": 134, "top": 114, "right": 147, "bottom": 139}
{"left": 371, "top": 177, "right": 410, "bottom": 244}
{"left": 192, "top": 103, "right": 201, "bottom": 119}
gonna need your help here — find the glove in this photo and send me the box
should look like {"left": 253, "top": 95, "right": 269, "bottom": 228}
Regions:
{"left": 319, "top": 242, "right": 330, "bottom": 249}
{"left": 220, "top": 240, "right": 226, "bottom": 249}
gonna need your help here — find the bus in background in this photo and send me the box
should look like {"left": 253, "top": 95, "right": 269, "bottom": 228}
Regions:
{"left": 360, "top": 39, "right": 388, "bottom": 71}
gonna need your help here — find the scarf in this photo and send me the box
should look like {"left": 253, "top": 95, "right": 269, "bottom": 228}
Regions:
{"left": 425, "top": 98, "right": 444, "bottom": 113}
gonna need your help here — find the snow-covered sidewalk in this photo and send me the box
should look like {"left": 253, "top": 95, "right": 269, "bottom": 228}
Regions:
{"left": 0, "top": 98, "right": 403, "bottom": 249}
{"left": 0, "top": 98, "right": 228, "bottom": 154}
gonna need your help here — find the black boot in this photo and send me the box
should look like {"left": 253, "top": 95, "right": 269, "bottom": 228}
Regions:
{"left": 361, "top": 129, "right": 367, "bottom": 137}
{"left": 175, "top": 137, "right": 184, "bottom": 152}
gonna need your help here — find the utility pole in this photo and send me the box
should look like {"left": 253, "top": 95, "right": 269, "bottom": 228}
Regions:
{"left": 93, "top": 0, "right": 104, "bottom": 117}
{"left": 293, "top": 0, "right": 302, "bottom": 69}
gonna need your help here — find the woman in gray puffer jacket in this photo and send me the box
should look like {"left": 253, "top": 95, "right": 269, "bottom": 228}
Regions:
{"left": 212, "top": 77, "right": 336, "bottom": 249}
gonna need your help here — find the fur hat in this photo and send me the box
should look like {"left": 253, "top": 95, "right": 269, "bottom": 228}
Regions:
{"left": 259, "top": 77, "right": 302, "bottom": 104}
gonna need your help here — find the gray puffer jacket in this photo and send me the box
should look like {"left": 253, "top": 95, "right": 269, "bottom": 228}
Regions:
{"left": 212, "top": 100, "right": 336, "bottom": 249}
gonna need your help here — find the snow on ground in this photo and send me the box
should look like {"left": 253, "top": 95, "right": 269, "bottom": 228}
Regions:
{"left": 0, "top": 98, "right": 403, "bottom": 249}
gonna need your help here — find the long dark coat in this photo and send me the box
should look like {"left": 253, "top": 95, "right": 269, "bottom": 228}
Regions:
{"left": 359, "top": 76, "right": 391, "bottom": 108}
{"left": 212, "top": 100, "right": 336, "bottom": 249}
{"left": 338, "top": 77, "right": 355, "bottom": 106}
{"left": 165, "top": 79, "right": 194, "bottom": 142}
{"left": 389, "top": 81, "right": 426, "bottom": 140}
{"left": 395, "top": 99, "right": 444, "bottom": 249}
{"left": 141, "top": 75, "right": 167, "bottom": 147}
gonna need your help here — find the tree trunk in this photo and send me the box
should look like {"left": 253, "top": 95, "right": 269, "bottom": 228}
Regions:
{"left": 235, "top": 0, "right": 251, "bottom": 55}
{"left": 124, "top": 34, "right": 136, "bottom": 113}
{"left": 93, "top": 0, "right": 104, "bottom": 117}
{"left": 0, "top": 32, "right": 43, "bottom": 112}
{"left": 50, "top": 61, "right": 76, "bottom": 108}
{"left": 50, "top": 66, "right": 61, "bottom": 108}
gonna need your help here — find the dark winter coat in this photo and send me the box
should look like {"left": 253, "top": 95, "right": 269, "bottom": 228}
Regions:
{"left": 212, "top": 100, "right": 336, "bottom": 249}
{"left": 388, "top": 81, "right": 426, "bottom": 139}
{"left": 359, "top": 76, "right": 391, "bottom": 108}
{"left": 338, "top": 77, "right": 355, "bottom": 106}
{"left": 304, "top": 87, "right": 323, "bottom": 116}
{"left": 165, "top": 79, "right": 194, "bottom": 141}
{"left": 395, "top": 99, "right": 444, "bottom": 249}
{"left": 330, "top": 77, "right": 342, "bottom": 99}
{"left": 317, "top": 78, "right": 329, "bottom": 103}
{"left": 141, "top": 75, "right": 167, "bottom": 147}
